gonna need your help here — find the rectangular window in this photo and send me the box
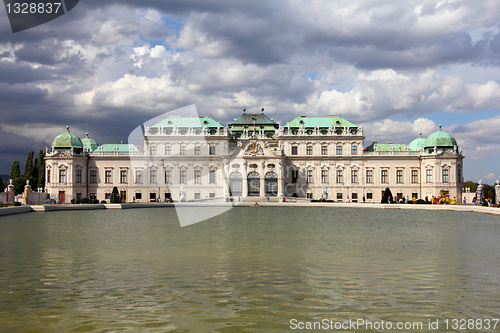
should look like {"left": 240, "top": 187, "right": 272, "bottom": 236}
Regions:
{"left": 194, "top": 193, "right": 201, "bottom": 199}
{"left": 150, "top": 169, "right": 157, "bottom": 183}
{"left": 105, "top": 170, "right": 112, "bottom": 184}
{"left": 209, "top": 193, "right": 215, "bottom": 198}
{"left": 442, "top": 169, "right": 449, "bottom": 183}
{"left": 194, "top": 170, "right": 201, "bottom": 183}
{"left": 396, "top": 170, "right": 403, "bottom": 184}
{"left": 412, "top": 193, "right": 418, "bottom": 200}
{"left": 47, "top": 170, "right": 51, "bottom": 183}
{"left": 292, "top": 170, "right": 298, "bottom": 183}
{"left": 366, "top": 169, "right": 373, "bottom": 183}
{"left": 381, "top": 169, "right": 388, "bottom": 183}
{"left": 180, "top": 145, "right": 186, "bottom": 155}
{"left": 306, "top": 170, "right": 313, "bottom": 183}
{"left": 336, "top": 145, "right": 342, "bottom": 155}
{"left": 351, "top": 169, "right": 358, "bottom": 183}
{"left": 165, "top": 170, "right": 171, "bottom": 184}
{"left": 135, "top": 170, "right": 142, "bottom": 184}
{"left": 457, "top": 168, "right": 462, "bottom": 183}
{"left": 120, "top": 170, "right": 127, "bottom": 184}
{"left": 306, "top": 145, "right": 313, "bottom": 155}
{"left": 291, "top": 146, "right": 298, "bottom": 155}
{"left": 59, "top": 169, "right": 66, "bottom": 183}
{"left": 209, "top": 170, "right": 216, "bottom": 184}
{"left": 195, "top": 146, "right": 201, "bottom": 155}
{"left": 165, "top": 145, "right": 171, "bottom": 155}
{"left": 352, "top": 193, "right": 358, "bottom": 200}
{"left": 321, "top": 170, "right": 328, "bottom": 183}
{"left": 336, "top": 170, "right": 343, "bottom": 183}
{"left": 367, "top": 193, "right": 373, "bottom": 199}
{"left": 321, "top": 145, "right": 328, "bottom": 155}
{"left": 337, "top": 193, "right": 343, "bottom": 200}
{"left": 179, "top": 170, "right": 186, "bottom": 184}
{"left": 411, "top": 170, "right": 418, "bottom": 183}
{"left": 150, "top": 145, "right": 157, "bottom": 155}
{"left": 105, "top": 193, "right": 111, "bottom": 199}
{"left": 135, "top": 192, "right": 142, "bottom": 200}
{"left": 209, "top": 145, "right": 216, "bottom": 156}
{"left": 426, "top": 169, "right": 433, "bottom": 183}
{"left": 75, "top": 170, "right": 82, "bottom": 183}
{"left": 351, "top": 144, "right": 358, "bottom": 155}
{"left": 90, "top": 170, "right": 96, "bottom": 184}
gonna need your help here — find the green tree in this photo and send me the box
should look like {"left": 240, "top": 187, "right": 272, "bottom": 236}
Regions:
{"left": 0, "top": 177, "right": 4, "bottom": 193}
{"left": 381, "top": 187, "right": 393, "bottom": 204}
{"left": 110, "top": 186, "right": 120, "bottom": 203}
{"left": 22, "top": 151, "right": 37, "bottom": 190}
{"left": 9, "top": 160, "right": 21, "bottom": 180}
{"left": 9, "top": 160, "right": 24, "bottom": 194}
{"left": 484, "top": 184, "right": 496, "bottom": 202}
{"left": 463, "top": 180, "right": 477, "bottom": 192}
{"left": 33, "top": 157, "right": 39, "bottom": 188}
{"left": 24, "top": 150, "right": 34, "bottom": 178}
{"left": 12, "top": 177, "right": 25, "bottom": 195}
{"left": 36, "top": 150, "right": 45, "bottom": 189}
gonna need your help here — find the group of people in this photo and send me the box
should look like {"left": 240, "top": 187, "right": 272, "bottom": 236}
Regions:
{"left": 471, "top": 195, "right": 497, "bottom": 206}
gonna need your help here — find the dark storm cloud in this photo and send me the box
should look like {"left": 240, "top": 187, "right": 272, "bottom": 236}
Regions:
{"left": 0, "top": 61, "right": 53, "bottom": 83}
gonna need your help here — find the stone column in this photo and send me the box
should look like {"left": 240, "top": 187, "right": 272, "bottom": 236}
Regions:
{"left": 5, "top": 179, "right": 15, "bottom": 204}
{"left": 495, "top": 180, "right": 500, "bottom": 205}
{"left": 260, "top": 173, "right": 265, "bottom": 197}
{"left": 242, "top": 163, "right": 248, "bottom": 199}
{"left": 23, "top": 180, "right": 32, "bottom": 205}
{"left": 476, "top": 180, "right": 484, "bottom": 204}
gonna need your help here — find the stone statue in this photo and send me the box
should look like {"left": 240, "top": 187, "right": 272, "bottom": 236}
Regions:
{"left": 321, "top": 187, "right": 328, "bottom": 200}
{"left": 179, "top": 186, "right": 186, "bottom": 202}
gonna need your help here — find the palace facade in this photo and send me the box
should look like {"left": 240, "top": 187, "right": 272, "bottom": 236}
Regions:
{"left": 45, "top": 109, "right": 464, "bottom": 203}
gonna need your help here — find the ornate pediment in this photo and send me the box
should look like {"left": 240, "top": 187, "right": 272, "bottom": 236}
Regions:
{"left": 439, "top": 151, "right": 459, "bottom": 158}
{"left": 50, "top": 150, "right": 73, "bottom": 159}
{"left": 244, "top": 140, "right": 264, "bottom": 156}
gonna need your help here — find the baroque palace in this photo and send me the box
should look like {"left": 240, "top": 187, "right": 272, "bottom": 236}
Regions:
{"left": 45, "top": 108, "right": 464, "bottom": 203}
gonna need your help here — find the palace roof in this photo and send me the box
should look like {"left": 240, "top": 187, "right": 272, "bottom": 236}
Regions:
{"left": 285, "top": 115, "right": 357, "bottom": 128}
{"left": 51, "top": 126, "right": 83, "bottom": 150}
{"left": 151, "top": 116, "right": 222, "bottom": 128}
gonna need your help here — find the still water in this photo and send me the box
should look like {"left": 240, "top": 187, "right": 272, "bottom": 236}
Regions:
{"left": 0, "top": 207, "right": 499, "bottom": 332}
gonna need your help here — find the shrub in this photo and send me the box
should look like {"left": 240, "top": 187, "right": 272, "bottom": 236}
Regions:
{"left": 80, "top": 198, "right": 90, "bottom": 204}
{"left": 399, "top": 200, "right": 405, "bottom": 204}
{"left": 416, "top": 199, "right": 426, "bottom": 204}
{"left": 381, "top": 188, "right": 393, "bottom": 203}
{"left": 100, "top": 200, "right": 107, "bottom": 204}
{"left": 110, "top": 187, "right": 120, "bottom": 203}
{"left": 91, "top": 199, "right": 99, "bottom": 204}
{"left": 482, "top": 201, "right": 488, "bottom": 206}
{"left": 71, "top": 199, "right": 76, "bottom": 204}
{"left": 14, "top": 201, "right": 21, "bottom": 206}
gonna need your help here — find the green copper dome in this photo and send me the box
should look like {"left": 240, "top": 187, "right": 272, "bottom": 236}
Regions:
{"left": 51, "top": 126, "right": 84, "bottom": 150}
{"left": 82, "top": 133, "right": 99, "bottom": 152}
{"left": 409, "top": 132, "right": 426, "bottom": 151}
{"left": 424, "top": 125, "right": 457, "bottom": 148}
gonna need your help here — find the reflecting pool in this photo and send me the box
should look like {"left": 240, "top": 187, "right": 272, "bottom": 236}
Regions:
{"left": 0, "top": 207, "right": 499, "bottom": 332}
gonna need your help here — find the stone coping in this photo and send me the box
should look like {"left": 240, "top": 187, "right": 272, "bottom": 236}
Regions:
{"left": 0, "top": 202, "right": 499, "bottom": 218}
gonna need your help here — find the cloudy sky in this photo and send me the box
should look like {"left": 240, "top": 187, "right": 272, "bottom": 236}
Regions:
{"left": 0, "top": 0, "right": 499, "bottom": 182}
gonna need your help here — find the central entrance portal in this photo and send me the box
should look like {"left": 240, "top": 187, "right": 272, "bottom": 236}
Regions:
{"left": 229, "top": 172, "right": 242, "bottom": 197}
{"left": 265, "top": 172, "right": 278, "bottom": 196}
{"left": 247, "top": 172, "right": 260, "bottom": 196}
